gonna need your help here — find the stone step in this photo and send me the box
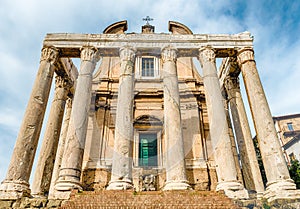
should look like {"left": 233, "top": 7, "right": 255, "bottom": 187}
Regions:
{"left": 59, "top": 190, "right": 241, "bottom": 209}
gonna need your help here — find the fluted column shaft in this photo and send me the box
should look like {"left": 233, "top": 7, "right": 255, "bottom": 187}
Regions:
{"left": 107, "top": 47, "right": 136, "bottom": 190}
{"left": 225, "top": 75, "right": 264, "bottom": 194}
{"left": 0, "top": 46, "right": 59, "bottom": 199}
{"left": 48, "top": 97, "right": 73, "bottom": 199}
{"left": 161, "top": 47, "right": 190, "bottom": 190}
{"left": 54, "top": 47, "right": 99, "bottom": 199}
{"left": 32, "top": 75, "right": 70, "bottom": 197}
{"left": 237, "top": 48, "right": 299, "bottom": 200}
{"left": 198, "top": 47, "right": 248, "bottom": 198}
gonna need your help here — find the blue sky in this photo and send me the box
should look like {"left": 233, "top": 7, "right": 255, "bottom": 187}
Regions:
{"left": 0, "top": 0, "right": 299, "bottom": 182}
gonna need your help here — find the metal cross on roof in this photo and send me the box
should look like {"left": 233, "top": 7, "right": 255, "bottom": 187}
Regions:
{"left": 143, "top": 16, "right": 153, "bottom": 25}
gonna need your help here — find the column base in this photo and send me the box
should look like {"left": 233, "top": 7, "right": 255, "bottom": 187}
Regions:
{"left": 264, "top": 179, "right": 300, "bottom": 202}
{"left": 53, "top": 180, "right": 82, "bottom": 199}
{"left": 106, "top": 180, "right": 133, "bottom": 190}
{"left": 0, "top": 180, "right": 31, "bottom": 200}
{"left": 216, "top": 181, "right": 249, "bottom": 199}
{"left": 162, "top": 181, "right": 192, "bottom": 191}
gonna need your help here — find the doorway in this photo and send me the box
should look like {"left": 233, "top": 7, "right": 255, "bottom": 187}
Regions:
{"left": 139, "top": 133, "right": 158, "bottom": 167}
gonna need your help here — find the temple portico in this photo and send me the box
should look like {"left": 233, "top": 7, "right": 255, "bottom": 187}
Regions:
{"left": 0, "top": 20, "right": 299, "bottom": 203}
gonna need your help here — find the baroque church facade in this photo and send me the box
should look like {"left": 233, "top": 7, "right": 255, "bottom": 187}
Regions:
{"left": 0, "top": 20, "right": 299, "bottom": 203}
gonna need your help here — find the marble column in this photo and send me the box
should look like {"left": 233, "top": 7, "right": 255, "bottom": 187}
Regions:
{"left": 161, "top": 47, "right": 190, "bottom": 191}
{"left": 54, "top": 47, "right": 99, "bottom": 199}
{"left": 198, "top": 47, "right": 248, "bottom": 199}
{"left": 48, "top": 97, "right": 73, "bottom": 199}
{"left": 237, "top": 48, "right": 300, "bottom": 201}
{"left": 107, "top": 46, "right": 136, "bottom": 190}
{"left": 0, "top": 46, "right": 59, "bottom": 199}
{"left": 31, "top": 75, "right": 71, "bottom": 197}
{"left": 224, "top": 75, "right": 264, "bottom": 195}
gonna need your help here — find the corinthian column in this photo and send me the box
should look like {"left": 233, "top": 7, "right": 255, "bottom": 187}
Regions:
{"left": 237, "top": 48, "right": 300, "bottom": 201}
{"left": 48, "top": 97, "right": 73, "bottom": 199}
{"left": 198, "top": 47, "right": 248, "bottom": 199}
{"left": 54, "top": 47, "right": 99, "bottom": 199}
{"left": 107, "top": 46, "right": 136, "bottom": 190}
{"left": 0, "top": 46, "right": 59, "bottom": 199}
{"left": 224, "top": 75, "right": 264, "bottom": 195}
{"left": 31, "top": 75, "right": 71, "bottom": 197}
{"left": 161, "top": 47, "right": 190, "bottom": 191}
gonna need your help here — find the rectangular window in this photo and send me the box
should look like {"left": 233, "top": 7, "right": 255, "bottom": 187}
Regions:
{"left": 287, "top": 122, "right": 294, "bottom": 131}
{"left": 139, "top": 133, "right": 157, "bottom": 167}
{"left": 141, "top": 58, "right": 154, "bottom": 77}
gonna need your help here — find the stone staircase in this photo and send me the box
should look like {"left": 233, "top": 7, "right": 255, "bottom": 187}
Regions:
{"left": 60, "top": 190, "right": 241, "bottom": 209}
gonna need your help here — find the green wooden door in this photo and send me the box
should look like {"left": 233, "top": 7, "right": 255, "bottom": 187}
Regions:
{"left": 139, "top": 133, "right": 157, "bottom": 167}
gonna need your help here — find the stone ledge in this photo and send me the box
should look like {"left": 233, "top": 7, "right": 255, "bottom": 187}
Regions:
{"left": 0, "top": 198, "right": 62, "bottom": 209}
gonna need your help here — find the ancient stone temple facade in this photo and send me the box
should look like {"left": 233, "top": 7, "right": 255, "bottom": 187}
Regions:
{"left": 0, "top": 20, "right": 299, "bottom": 203}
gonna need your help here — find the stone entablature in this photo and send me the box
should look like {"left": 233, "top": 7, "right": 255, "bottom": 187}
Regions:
{"left": 43, "top": 32, "right": 253, "bottom": 57}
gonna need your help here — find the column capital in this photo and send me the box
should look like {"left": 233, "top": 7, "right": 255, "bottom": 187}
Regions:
{"left": 80, "top": 46, "right": 99, "bottom": 62}
{"left": 224, "top": 76, "right": 241, "bottom": 101}
{"left": 237, "top": 47, "right": 255, "bottom": 66}
{"left": 224, "top": 76, "right": 239, "bottom": 93}
{"left": 40, "top": 46, "right": 59, "bottom": 64}
{"left": 119, "top": 46, "right": 136, "bottom": 62}
{"left": 55, "top": 75, "right": 72, "bottom": 90}
{"left": 161, "top": 46, "right": 177, "bottom": 63}
{"left": 198, "top": 47, "right": 216, "bottom": 66}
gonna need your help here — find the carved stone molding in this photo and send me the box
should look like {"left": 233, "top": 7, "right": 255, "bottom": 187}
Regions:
{"left": 198, "top": 47, "right": 216, "bottom": 66}
{"left": 40, "top": 46, "right": 59, "bottom": 64}
{"left": 55, "top": 75, "right": 71, "bottom": 90}
{"left": 161, "top": 47, "right": 177, "bottom": 63}
{"left": 119, "top": 46, "right": 136, "bottom": 62}
{"left": 237, "top": 47, "right": 255, "bottom": 66}
{"left": 80, "top": 46, "right": 99, "bottom": 62}
{"left": 224, "top": 76, "right": 239, "bottom": 92}
{"left": 54, "top": 75, "right": 71, "bottom": 101}
{"left": 224, "top": 76, "right": 240, "bottom": 100}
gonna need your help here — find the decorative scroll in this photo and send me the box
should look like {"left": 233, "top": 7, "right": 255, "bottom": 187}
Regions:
{"left": 40, "top": 46, "right": 59, "bottom": 64}
{"left": 198, "top": 47, "right": 216, "bottom": 66}
{"left": 237, "top": 48, "right": 255, "bottom": 66}
{"left": 55, "top": 75, "right": 71, "bottom": 89}
{"left": 224, "top": 76, "right": 240, "bottom": 99}
{"left": 119, "top": 46, "right": 136, "bottom": 62}
{"left": 80, "top": 46, "right": 99, "bottom": 62}
{"left": 161, "top": 47, "right": 177, "bottom": 63}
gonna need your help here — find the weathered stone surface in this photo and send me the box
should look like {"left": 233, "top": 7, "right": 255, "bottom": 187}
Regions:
{"left": 0, "top": 200, "right": 13, "bottom": 209}
{"left": 48, "top": 97, "right": 73, "bottom": 199}
{"left": 198, "top": 47, "right": 248, "bottom": 199}
{"left": 224, "top": 75, "right": 264, "bottom": 195}
{"left": 107, "top": 46, "right": 136, "bottom": 190}
{"left": 161, "top": 47, "right": 190, "bottom": 191}
{"left": 237, "top": 48, "right": 300, "bottom": 201}
{"left": 0, "top": 46, "right": 59, "bottom": 199}
{"left": 32, "top": 75, "right": 71, "bottom": 197}
{"left": 43, "top": 32, "right": 254, "bottom": 57}
{"left": 54, "top": 47, "right": 100, "bottom": 199}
